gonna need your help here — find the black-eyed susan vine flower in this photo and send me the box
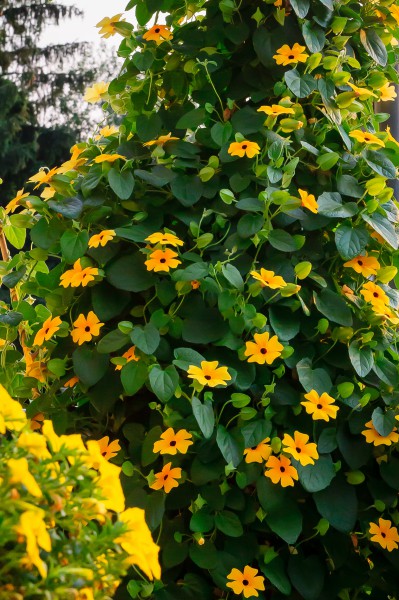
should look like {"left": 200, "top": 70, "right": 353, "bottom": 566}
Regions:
{"left": 250, "top": 268, "right": 286, "bottom": 289}
{"left": 143, "top": 24, "right": 173, "bottom": 44}
{"left": 298, "top": 189, "right": 318, "bottom": 213}
{"left": 114, "top": 346, "right": 139, "bottom": 370}
{"left": 301, "top": 390, "right": 339, "bottom": 421}
{"left": 187, "top": 360, "right": 231, "bottom": 387}
{"left": 33, "top": 315, "right": 62, "bottom": 346}
{"left": 344, "top": 253, "right": 380, "bottom": 277}
{"left": 153, "top": 428, "right": 193, "bottom": 455}
{"left": 378, "top": 82, "right": 397, "bottom": 101}
{"left": 226, "top": 565, "right": 265, "bottom": 598}
{"left": 257, "top": 104, "right": 295, "bottom": 117}
{"left": 97, "top": 436, "right": 121, "bottom": 460}
{"left": 273, "top": 43, "right": 308, "bottom": 66}
{"left": 369, "top": 518, "right": 399, "bottom": 551}
{"left": 94, "top": 124, "right": 119, "bottom": 139}
{"left": 64, "top": 375, "right": 79, "bottom": 388}
{"left": 88, "top": 229, "right": 116, "bottom": 248}
{"left": 71, "top": 311, "right": 104, "bottom": 345}
{"left": 150, "top": 462, "right": 182, "bottom": 493}
{"left": 349, "top": 130, "right": 385, "bottom": 147}
{"left": 60, "top": 259, "right": 99, "bottom": 288}
{"left": 93, "top": 153, "right": 126, "bottom": 163}
{"left": 5, "top": 188, "right": 29, "bottom": 213}
{"left": 96, "top": 13, "right": 125, "bottom": 38}
{"left": 282, "top": 432, "right": 319, "bottom": 466}
{"left": 360, "top": 281, "right": 390, "bottom": 308}
{"left": 244, "top": 332, "right": 283, "bottom": 365}
{"left": 265, "top": 455, "right": 299, "bottom": 487}
{"left": 145, "top": 248, "right": 181, "bottom": 272}
{"left": 243, "top": 438, "right": 271, "bottom": 463}
{"left": 362, "top": 421, "right": 399, "bottom": 446}
{"left": 143, "top": 133, "right": 179, "bottom": 146}
{"left": 347, "top": 82, "right": 377, "bottom": 100}
{"left": 28, "top": 166, "right": 58, "bottom": 189}
{"left": 84, "top": 81, "right": 109, "bottom": 103}
{"left": 228, "top": 140, "right": 260, "bottom": 158}
{"left": 145, "top": 231, "right": 184, "bottom": 246}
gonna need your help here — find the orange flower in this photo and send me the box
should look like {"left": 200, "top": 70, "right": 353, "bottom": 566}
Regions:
{"left": 145, "top": 231, "right": 184, "bottom": 247}
{"left": 33, "top": 316, "right": 62, "bottom": 346}
{"left": 228, "top": 140, "right": 260, "bottom": 158}
{"left": 226, "top": 565, "right": 266, "bottom": 598}
{"left": 243, "top": 438, "right": 271, "bottom": 463}
{"left": 71, "top": 311, "right": 104, "bottom": 345}
{"left": 144, "top": 248, "right": 181, "bottom": 272}
{"left": 369, "top": 518, "right": 399, "bottom": 551}
{"left": 88, "top": 230, "right": 116, "bottom": 248}
{"left": 143, "top": 24, "right": 173, "bottom": 44}
{"left": 301, "top": 389, "right": 338, "bottom": 421}
{"left": 97, "top": 436, "right": 121, "bottom": 460}
{"left": 257, "top": 104, "right": 294, "bottom": 117}
{"left": 143, "top": 133, "right": 179, "bottom": 146}
{"left": 153, "top": 428, "right": 193, "bottom": 455}
{"left": 250, "top": 268, "right": 286, "bottom": 289}
{"left": 96, "top": 13, "right": 125, "bottom": 38}
{"left": 191, "top": 280, "right": 201, "bottom": 289}
{"left": 349, "top": 130, "right": 385, "bottom": 147}
{"left": 362, "top": 420, "right": 399, "bottom": 446}
{"left": 187, "top": 360, "right": 231, "bottom": 387}
{"left": 84, "top": 81, "right": 109, "bottom": 103}
{"left": 343, "top": 253, "right": 380, "bottom": 277}
{"left": 273, "top": 43, "right": 308, "bottom": 66}
{"left": 150, "top": 462, "right": 182, "bottom": 493}
{"left": 282, "top": 431, "right": 319, "bottom": 466}
{"left": 298, "top": 189, "right": 318, "bottom": 213}
{"left": 28, "top": 167, "right": 58, "bottom": 189}
{"left": 64, "top": 375, "right": 79, "bottom": 388}
{"left": 115, "top": 346, "right": 139, "bottom": 371}
{"left": 360, "top": 281, "right": 389, "bottom": 308}
{"left": 93, "top": 153, "right": 126, "bottom": 163}
{"left": 23, "top": 348, "right": 47, "bottom": 383}
{"left": 5, "top": 189, "right": 30, "bottom": 214}
{"left": 30, "top": 413, "right": 44, "bottom": 431}
{"left": 60, "top": 259, "right": 99, "bottom": 288}
{"left": 265, "top": 454, "right": 298, "bottom": 487}
{"left": 244, "top": 332, "right": 283, "bottom": 365}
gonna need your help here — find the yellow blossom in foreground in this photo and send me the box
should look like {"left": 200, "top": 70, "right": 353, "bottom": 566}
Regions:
{"left": 370, "top": 518, "right": 399, "bottom": 551}
{"left": 143, "top": 132, "right": 179, "bottom": 146}
{"left": 84, "top": 81, "right": 109, "bottom": 103}
{"left": 96, "top": 13, "right": 125, "bottom": 38}
{"left": 150, "top": 462, "right": 182, "bottom": 493}
{"left": 93, "top": 153, "right": 126, "bottom": 163}
{"left": 379, "top": 82, "right": 397, "bottom": 102}
{"left": 244, "top": 332, "right": 283, "bottom": 365}
{"left": 298, "top": 189, "right": 318, "bottom": 213}
{"left": 228, "top": 140, "right": 260, "bottom": 158}
{"left": 33, "top": 315, "right": 62, "bottom": 346}
{"left": 301, "top": 389, "right": 339, "bottom": 421}
{"left": 117, "top": 508, "right": 161, "bottom": 580}
{"left": 390, "top": 4, "right": 399, "bottom": 25}
{"left": 17, "top": 431, "right": 51, "bottom": 460}
{"left": 273, "top": 43, "right": 308, "bottom": 66}
{"left": 344, "top": 253, "right": 380, "bottom": 277}
{"left": 143, "top": 24, "right": 173, "bottom": 44}
{"left": 187, "top": 360, "right": 231, "bottom": 387}
{"left": 349, "top": 130, "right": 385, "bottom": 147}
{"left": 16, "top": 510, "right": 51, "bottom": 578}
{"left": 5, "top": 188, "right": 29, "bottom": 214}
{"left": 145, "top": 231, "right": 184, "bottom": 247}
{"left": 226, "top": 565, "right": 265, "bottom": 598}
{"left": 265, "top": 454, "right": 298, "bottom": 487}
{"left": 0, "top": 384, "right": 27, "bottom": 432}
{"left": 257, "top": 104, "right": 294, "bottom": 117}
{"left": 362, "top": 420, "right": 399, "bottom": 446}
{"left": 8, "top": 457, "right": 42, "bottom": 497}
{"left": 251, "top": 268, "right": 286, "bottom": 289}
{"left": 71, "top": 311, "right": 104, "bottom": 345}
{"left": 282, "top": 431, "right": 319, "bottom": 466}
{"left": 88, "top": 229, "right": 116, "bottom": 248}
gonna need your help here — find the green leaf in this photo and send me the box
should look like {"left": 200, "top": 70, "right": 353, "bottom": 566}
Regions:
{"left": 237, "top": 214, "right": 264, "bottom": 238}
{"left": 48, "top": 197, "right": 83, "bottom": 219}
{"left": 173, "top": 347, "right": 205, "bottom": 370}
{"left": 297, "top": 456, "right": 335, "bottom": 492}
{"left": 211, "top": 121, "right": 233, "bottom": 146}
{"left": 149, "top": 365, "right": 179, "bottom": 402}
{"left": 337, "top": 175, "right": 364, "bottom": 198}
{"left": 216, "top": 425, "right": 242, "bottom": 467}
{"left": 361, "top": 212, "right": 398, "bottom": 249}
{"left": 189, "top": 543, "right": 218, "bottom": 569}
{"left": 318, "top": 192, "right": 358, "bottom": 218}
{"left": 302, "top": 21, "right": 325, "bottom": 52}
{"left": 262, "top": 557, "right": 291, "bottom": 595}
{"left": 348, "top": 341, "right": 374, "bottom": 377}
{"left": 373, "top": 356, "right": 399, "bottom": 387}
{"left": 222, "top": 264, "right": 244, "bottom": 291}
{"left": 269, "top": 307, "right": 300, "bottom": 341}
{"left": 136, "top": 113, "right": 162, "bottom": 141}
{"left": 131, "top": 323, "right": 160, "bottom": 355}
{"left": 269, "top": 229, "right": 305, "bottom": 252}
{"left": 284, "top": 69, "right": 316, "bottom": 98}
{"left": 335, "top": 224, "right": 369, "bottom": 260}
{"left": 60, "top": 229, "right": 89, "bottom": 264}
{"left": 172, "top": 262, "right": 209, "bottom": 282}
{"left": 316, "top": 152, "right": 340, "bottom": 170}
{"left": 81, "top": 166, "right": 103, "bottom": 195}
{"left": 297, "top": 358, "right": 333, "bottom": 394}
{"left": 3, "top": 224, "right": 26, "bottom": 249}
{"left": 108, "top": 168, "right": 135, "bottom": 200}
{"left": 363, "top": 149, "right": 396, "bottom": 179}
{"left": 72, "top": 347, "right": 109, "bottom": 387}
{"left": 288, "top": 556, "right": 325, "bottom": 600}
{"left": 106, "top": 252, "right": 155, "bottom": 292}
{"left": 182, "top": 304, "right": 229, "bottom": 344}
{"left": 121, "top": 360, "right": 148, "bottom": 395}
{"left": 192, "top": 396, "right": 215, "bottom": 439}
{"left": 231, "top": 106, "right": 265, "bottom": 135}
{"left": 290, "top": 0, "right": 309, "bottom": 17}
{"left": 372, "top": 407, "right": 395, "bottom": 437}
{"left": 141, "top": 426, "right": 163, "bottom": 467}
{"left": 314, "top": 289, "right": 353, "bottom": 326}
{"left": 214, "top": 510, "right": 243, "bottom": 537}
{"left": 170, "top": 174, "right": 203, "bottom": 206}
{"left": 97, "top": 329, "right": 130, "bottom": 354}
{"left": 266, "top": 497, "right": 303, "bottom": 544}
{"left": 176, "top": 108, "right": 206, "bottom": 129}
{"left": 145, "top": 492, "right": 165, "bottom": 531}
{"left": 360, "top": 28, "right": 387, "bottom": 66}
{"left": 0, "top": 311, "right": 24, "bottom": 326}
{"left": 241, "top": 420, "right": 272, "bottom": 447}
{"left": 190, "top": 508, "right": 214, "bottom": 533}
{"left": 314, "top": 476, "right": 358, "bottom": 532}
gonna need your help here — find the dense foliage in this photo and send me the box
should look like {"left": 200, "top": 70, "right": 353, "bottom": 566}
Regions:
{"left": 2, "top": 0, "right": 399, "bottom": 598}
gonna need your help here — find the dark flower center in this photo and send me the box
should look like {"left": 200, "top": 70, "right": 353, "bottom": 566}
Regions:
{"left": 155, "top": 28, "right": 160, "bottom": 33}
{"left": 296, "top": 447, "right": 301, "bottom": 453}
{"left": 288, "top": 54, "right": 295, "bottom": 59}
{"left": 280, "top": 466, "right": 286, "bottom": 473}
{"left": 45, "top": 328, "right": 50, "bottom": 334}
{"left": 85, "top": 326, "right": 91, "bottom": 332}
{"left": 242, "top": 144, "right": 248, "bottom": 149}
{"left": 357, "top": 260, "right": 363, "bottom": 266}
{"left": 251, "top": 446, "right": 258, "bottom": 450}
{"left": 163, "top": 474, "right": 169, "bottom": 480}
{"left": 316, "top": 403, "right": 323, "bottom": 409}
{"left": 364, "top": 136, "right": 370, "bottom": 141}
{"left": 260, "top": 348, "right": 267, "bottom": 354}
{"left": 242, "top": 580, "right": 249, "bottom": 586}
{"left": 160, "top": 258, "right": 166, "bottom": 263}
{"left": 204, "top": 374, "right": 212, "bottom": 381}
{"left": 373, "top": 292, "right": 379, "bottom": 298}
{"left": 381, "top": 532, "right": 386, "bottom": 538}
{"left": 170, "top": 440, "right": 177, "bottom": 446}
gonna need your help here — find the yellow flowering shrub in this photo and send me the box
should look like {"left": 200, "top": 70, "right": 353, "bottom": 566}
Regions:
{"left": 0, "top": 385, "right": 159, "bottom": 599}
{"left": 2, "top": 0, "right": 399, "bottom": 597}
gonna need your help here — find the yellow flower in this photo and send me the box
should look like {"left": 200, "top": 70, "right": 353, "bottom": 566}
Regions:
{"left": 349, "top": 130, "right": 385, "bottom": 147}
{"left": 145, "top": 231, "right": 184, "bottom": 247}
{"left": 57, "top": 145, "right": 86, "bottom": 174}
{"left": 257, "top": 104, "right": 295, "bottom": 117}
{"left": 243, "top": 438, "right": 271, "bottom": 464}
{"left": 97, "top": 436, "right": 121, "bottom": 460}
{"left": 8, "top": 457, "right": 42, "bottom": 497}
{"left": 250, "top": 268, "right": 286, "bottom": 289}
{"left": 378, "top": 82, "right": 397, "bottom": 102}
{"left": 143, "top": 132, "right": 179, "bottom": 146}
{"left": 23, "top": 347, "right": 47, "bottom": 382}
{"left": 369, "top": 518, "right": 399, "bottom": 551}
{"left": 265, "top": 454, "right": 298, "bottom": 487}
{"left": 117, "top": 508, "right": 161, "bottom": 580}
{"left": 347, "top": 82, "right": 377, "bottom": 100}
{"left": 5, "top": 188, "right": 29, "bottom": 214}
{"left": 273, "top": 43, "right": 308, "bottom": 66}
{"left": 115, "top": 346, "right": 139, "bottom": 370}
{"left": 88, "top": 229, "right": 116, "bottom": 248}
{"left": 150, "top": 462, "right": 182, "bottom": 493}
{"left": 40, "top": 186, "right": 56, "bottom": 200}
{"left": 0, "top": 384, "right": 27, "bottom": 432}
{"left": 17, "top": 431, "right": 51, "bottom": 459}
{"left": 390, "top": 4, "right": 399, "bottom": 24}
{"left": 228, "top": 140, "right": 260, "bottom": 158}
{"left": 301, "top": 389, "right": 339, "bottom": 421}
{"left": 60, "top": 259, "right": 99, "bottom": 288}
{"left": 153, "top": 428, "right": 193, "bottom": 455}
{"left": 282, "top": 431, "right": 319, "bottom": 466}
{"left": 28, "top": 166, "right": 58, "bottom": 189}
{"left": 71, "top": 311, "right": 104, "bottom": 345}
{"left": 226, "top": 565, "right": 265, "bottom": 598}
{"left": 94, "top": 125, "right": 119, "bottom": 139}
{"left": 298, "top": 189, "right": 318, "bottom": 213}
{"left": 144, "top": 248, "right": 181, "bottom": 272}
{"left": 360, "top": 281, "right": 389, "bottom": 308}
{"left": 92, "top": 448, "right": 125, "bottom": 512}
{"left": 16, "top": 510, "right": 51, "bottom": 578}
{"left": 93, "top": 153, "right": 126, "bottom": 163}
{"left": 386, "top": 125, "right": 399, "bottom": 146}
{"left": 96, "top": 13, "right": 125, "bottom": 38}
{"left": 244, "top": 332, "right": 283, "bottom": 365}
{"left": 343, "top": 253, "right": 380, "bottom": 277}
{"left": 362, "top": 420, "right": 399, "bottom": 446}
{"left": 84, "top": 81, "right": 109, "bottom": 103}
{"left": 143, "top": 24, "right": 173, "bottom": 44}
{"left": 187, "top": 360, "right": 231, "bottom": 387}
{"left": 33, "top": 315, "right": 62, "bottom": 346}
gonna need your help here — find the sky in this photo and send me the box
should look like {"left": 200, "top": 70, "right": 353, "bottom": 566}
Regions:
{"left": 42, "top": 0, "right": 128, "bottom": 46}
